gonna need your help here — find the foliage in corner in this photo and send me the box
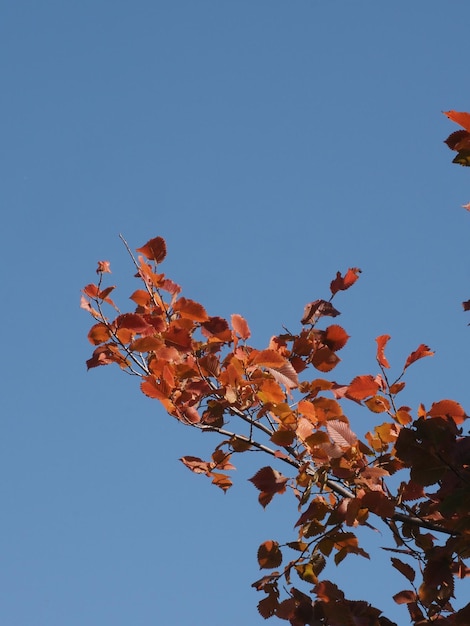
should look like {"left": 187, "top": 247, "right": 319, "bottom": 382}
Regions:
{"left": 82, "top": 231, "right": 470, "bottom": 626}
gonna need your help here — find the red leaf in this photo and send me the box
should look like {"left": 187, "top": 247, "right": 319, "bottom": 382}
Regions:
{"left": 330, "top": 267, "right": 361, "bottom": 295}
{"left": 201, "top": 317, "right": 232, "bottom": 341}
{"left": 404, "top": 344, "right": 434, "bottom": 370}
{"left": 376, "top": 334, "right": 391, "bottom": 369}
{"left": 249, "top": 466, "right": 288, "bottom": 508}
{"left": 463, "top": 299, "right": 470, "bottom": 311}
{"left": 231, "top": 313, "right": 251, "bottom": 340}
{"left": 444, "top": 110, "right": 470, "bottom": 133}
{"left": 136, "top": 236, "right": 167, "bottom": 263}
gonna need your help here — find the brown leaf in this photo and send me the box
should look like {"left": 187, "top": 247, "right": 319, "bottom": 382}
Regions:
{"left": 249, "top": 466, "right": 288, "bottom": 508}
{"left": 257, "top": 540, "right": 283, "bottom": 569}
{"left": 391, "top": 557, "right": 415, "bottom": 583}
{"left": 301, "top": 300, "right": 340, "bottom": 325}
{"left": 393, "top": 589, "right": 417, "bottom": 605}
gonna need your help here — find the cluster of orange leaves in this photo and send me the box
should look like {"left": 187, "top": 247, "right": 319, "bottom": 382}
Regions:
{"left": 82, "top": 236, "right": 470, "bottom": 626}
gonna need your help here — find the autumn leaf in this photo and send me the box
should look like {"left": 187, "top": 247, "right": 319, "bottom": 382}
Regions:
{"left": 393, "top": 589, "right": 417, "bottom": 605}
{"left": 173, "top": 297, "right": 209, "bottom": 322}
{"left": 330, "top": 267, "right": 361, "bottom": 295}
{"left": 391, "top": 557, "right": 416, "bottom": 583}
{"left": 249, "top": 466, "right": 288, "bottom": 508}
{"left": 324, "top": 325, "right": 349, "bottom": 351}
{"left": 257, "top": 541, "right": 283, "bottom": 569}
{"left": 136, "top": 236, "right": 167, "bottom": 263}
{"left": 427, "top": 399, "right": 467, "bottom": 425}
{"left": 301, "top": 300, "right": 340, "bottom": 325}
{"left": 231, "top": 313, "right": 251, "bottom": 340}
{"left": 376, "top": 334, "right": 391, "bottom": 369}
{"left": 403, "top": 344, "right": 434, "bottom": 370}
{"left": 96, "top": 260, "right": 111, "bottom": 274}
{"left": 346, "top": 375, "right": 379, "bottom": 401}
{"left": 444, "top": 110, "right": 470, "bottom": 133}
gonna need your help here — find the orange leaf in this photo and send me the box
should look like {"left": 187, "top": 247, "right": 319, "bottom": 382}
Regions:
{"left": 173, "top": 297, "right": 209, "bottom": 322}
{"left": 324, "top": 325, "right": 349, "bottom": 351}
{"left": 96, "top": 260, "right": 111, "bottom": 274}
{"left": 365, "top": 395, "right": 391, "bottom": 414}
{"left": 136, "top": 236, "right": 167, "bottom": 263}
{"left": 330, "top": 267, "right": 361, "bottom": 295}
{"left": 210, "top": 472, "right": 232, "bottom": 492}
{"left": 251, "top": 349, "right": 286, "bottom": 368}
{"left": 376, "top": 335, "right": 391, "bottom": 369}
{"left": 130, "top": 289, "right": 151, "bottom": 307}
{"left": 257, "top": 379, "right": 286, "bottom": 404}
{"left": 231, "top": 313, "right": 251, "bottom": 340}
{"left": 404, "top": 344, "right": 434, "bottom": 370}
{"left": 428, "top": 399, "right": 467, "bottom": 424}
{"left": 257, "top": 541, "right": 283, "bottom": 569}
{"left": 444, "top": 110, "right": 470, "bottom": 133}
{"left": 87, "top": 323, "right": 111, "bottom": 345}
{"left": 346, "top": 375, "right": 379, "bottom": 401}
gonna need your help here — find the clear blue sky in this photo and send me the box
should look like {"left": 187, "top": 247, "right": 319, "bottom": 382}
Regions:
{"left": 2, "top": 2, "right": 470, "bottom": 624}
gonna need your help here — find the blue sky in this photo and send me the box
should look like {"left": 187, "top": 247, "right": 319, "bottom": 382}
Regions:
{"left": 2, "top": 2, "right": 470, "bottom": 624}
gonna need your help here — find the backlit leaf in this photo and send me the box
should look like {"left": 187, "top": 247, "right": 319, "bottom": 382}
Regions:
{"left": 136, "top": 236, "right": 167, "bottom": 263}
{"left": 172, "top": 297, "right": 208, "bottom": 322}
{"left": 376, "top": 335, "right": 391, "bottom": 369}
{"left": 428, "top": 399, "right": 467, "bottom": 424}
{"left": 251, "top": 349, "right": 286, "bottom": 368}
{"left": 231, "top": 313, "right": 251, "bottom": 340}
{"left": 330, "top": 267, "right": 361, "bottom": 295}
{"left": 444, "top": 110, "right": 470, "bottom": 133}
{"left": 404, "top": 344, "right": 434, "bottom": 370}
{"left": 324, "top": 325, "right": 349, "bottom": 351}
{"left": 326, "top": 419, "right": 357, "bottom": 448}
{"left": 87, "top": 323, "right": 111, "bottom": 345}
{"left": 346, "top": 375, "right": 379, "bottom": 401}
